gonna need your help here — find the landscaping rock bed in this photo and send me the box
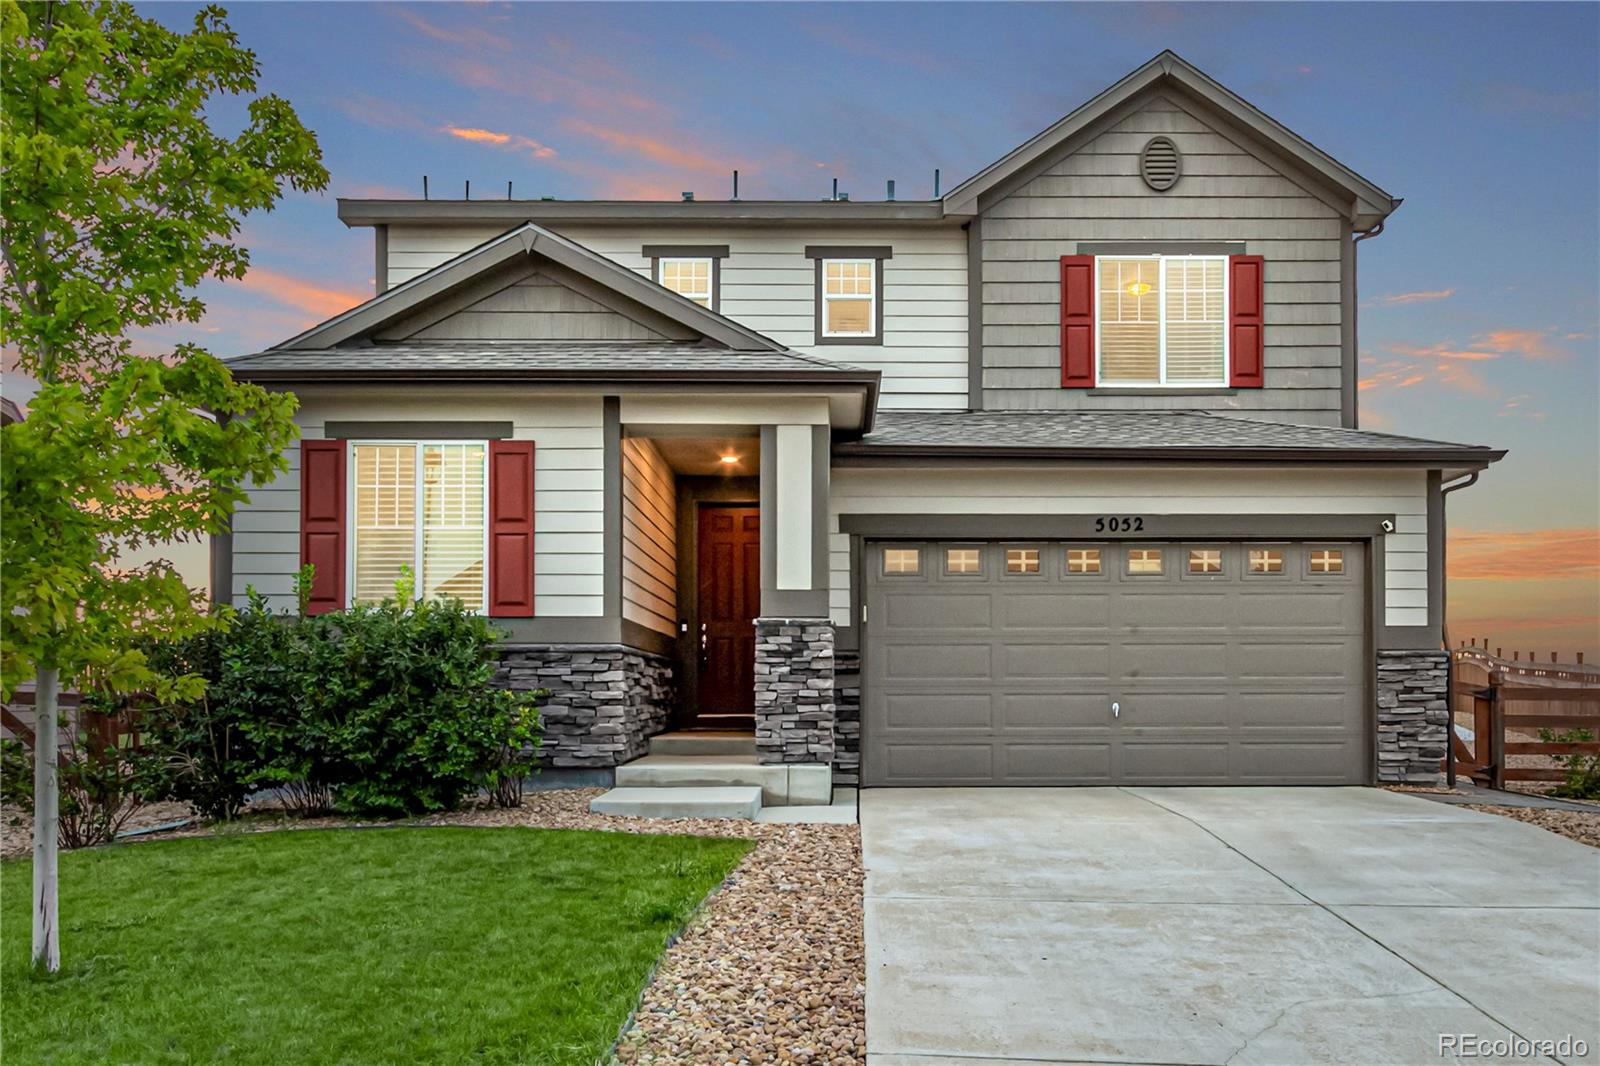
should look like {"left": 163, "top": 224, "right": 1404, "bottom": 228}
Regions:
{"left": 1464, "top": 804, "right": 1600, "bottom": 849}
{"left": 0, "top": 789, "right": 866, "bottom": 1065}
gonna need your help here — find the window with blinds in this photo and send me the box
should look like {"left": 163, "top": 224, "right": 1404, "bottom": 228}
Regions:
{"left": 351, "top": 442, "right": 487, "bottom": 610}
{"left": 1097, "top": 256, "right": 1227, "bottom": 385}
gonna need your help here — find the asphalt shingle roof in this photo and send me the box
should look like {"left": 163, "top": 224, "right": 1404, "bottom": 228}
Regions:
{"left": 842, "top": 411, "right": 1502, "bottom": 460}
{"left": 226, "top": 342, "right": 869, "bottom": 377}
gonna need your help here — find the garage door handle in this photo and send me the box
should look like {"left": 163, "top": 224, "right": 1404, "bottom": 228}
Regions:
{"left": 1112, "top": 701, "right": 1120, "bottom": 719}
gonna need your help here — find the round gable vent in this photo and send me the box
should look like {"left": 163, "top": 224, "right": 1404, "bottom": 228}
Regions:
{"left": 1140, "top": 136, "right": 1181, "bottom": 191}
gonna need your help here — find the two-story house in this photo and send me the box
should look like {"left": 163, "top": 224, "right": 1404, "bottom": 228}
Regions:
{"left": 222, "top": 52, "right": 1503, "bottom": 805}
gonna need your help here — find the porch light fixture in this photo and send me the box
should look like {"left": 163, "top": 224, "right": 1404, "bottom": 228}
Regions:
{"left": 719, "top": 454, "right": 740, "bottom": 465}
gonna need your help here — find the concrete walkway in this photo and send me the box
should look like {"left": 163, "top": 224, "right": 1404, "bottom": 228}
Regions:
{"left": 862, "top": 787, "right": 1600, "bottom": 1065}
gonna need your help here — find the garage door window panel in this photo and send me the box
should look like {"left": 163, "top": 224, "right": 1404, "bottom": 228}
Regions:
{"left": 1246, "top": 546, "right": 1288, "bottom": 577}
{"left": 943, "top": 546, "right": 985, "bottom": 577}
{"left": 1004, "top": 547, "right": 1043, "bottom": 577}
{"left": 1184, "top": 546, "right": 1227, "bottom": 579}
{"left": 882, "top": 546, "right": 923, "bottom": 577}
{"left": 1125, "top": 546, "right": 1165, "bottom": 577}
{"left": 1306, "top": 546, "right": 1348, "bottom": 578}
{"left": 1065, "top": 546, "right": 1106, "bottom": 578}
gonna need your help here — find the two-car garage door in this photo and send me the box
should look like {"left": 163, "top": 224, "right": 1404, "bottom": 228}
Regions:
{"left": 862, "top": 540, "right": 1368, "bottom": 786}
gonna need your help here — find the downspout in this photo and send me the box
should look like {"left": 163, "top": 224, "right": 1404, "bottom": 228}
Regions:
{"left": 1350, "top": 218, "right": 1386, "bottom": 430}
{"left": 1439, "top": 470, "right": 1479, "bottom": 788}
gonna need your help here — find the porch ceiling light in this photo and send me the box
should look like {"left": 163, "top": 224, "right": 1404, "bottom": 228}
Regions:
{"left": 719, "top": 454, "right": 740, "bottom": 465}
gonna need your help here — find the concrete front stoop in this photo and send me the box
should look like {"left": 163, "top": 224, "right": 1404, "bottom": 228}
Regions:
{"left": 588, "top": 732, "right": 837, "bottom": 820}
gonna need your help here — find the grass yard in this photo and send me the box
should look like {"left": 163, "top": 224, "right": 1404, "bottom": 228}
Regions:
{"left": 1, "top": 826, "right": 752, "bottom": 1065}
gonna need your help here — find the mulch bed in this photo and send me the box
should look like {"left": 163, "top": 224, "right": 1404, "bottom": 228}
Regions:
{"left": 0, "top": 789, "right": 865, "bottom": 1065}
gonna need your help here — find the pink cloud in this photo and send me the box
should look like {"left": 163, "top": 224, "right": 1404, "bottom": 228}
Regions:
{"left": 560, "top": 118, "right": 729, "bottom": 175}
{"left": 1478, "top": 328, "right": 1566, "bottom": 360}
{"left": 236, "top": 268, "right": 366, "bottom": 320}
{"left": 1449, "top": 528, "right": 1600, "bottom": 580}
{"left": 443, "top": 125, "right": 557, "bottom": 159}
{"left": 1373, "top": 289, "right": 1455, "bottom": 306}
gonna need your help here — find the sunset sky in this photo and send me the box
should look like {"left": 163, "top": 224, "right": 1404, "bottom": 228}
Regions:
{"left": 51, "top": 2, "right": 1600, "bottom": 657}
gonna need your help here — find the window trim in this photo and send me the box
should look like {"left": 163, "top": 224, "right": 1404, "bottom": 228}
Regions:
{"left": 347, "top": 439, "right": 490, "bottom": 613}
{"left": 807, "top": 246, "right": 891, "bottom": 346}
{"left": 1093, "top": 254, "right": 1230, "bottom": 388}
{"left": 648, "top": 249, "right": 723, "bottom": 312}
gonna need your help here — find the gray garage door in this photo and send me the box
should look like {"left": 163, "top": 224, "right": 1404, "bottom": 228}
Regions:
{"left": 862, "top": 541, "right": 1368, "bottom": 786}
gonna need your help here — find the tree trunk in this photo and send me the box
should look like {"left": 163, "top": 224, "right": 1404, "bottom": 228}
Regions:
{"left": 32, "top": 665, "right": 60, "bottom": 972}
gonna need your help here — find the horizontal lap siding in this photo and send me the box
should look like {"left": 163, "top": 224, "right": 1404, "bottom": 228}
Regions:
{"left": 621, "top": 437, "right": 677, "bottom": 636}
{"left": 827, "top": 466, "right": 1429, "bottom": 629}
{"left": 230, "top": 391, "right": 604, "bottom": 617}
{"left": 980, "top": 95, "right": 1347, "bottom": 424}
{"left": 389, "top": 225, "right": 970, "bottom": 411}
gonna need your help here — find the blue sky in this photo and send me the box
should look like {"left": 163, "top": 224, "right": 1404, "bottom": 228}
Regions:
{"left": 129, "top": 1, "right": 1599, "bottom": 653}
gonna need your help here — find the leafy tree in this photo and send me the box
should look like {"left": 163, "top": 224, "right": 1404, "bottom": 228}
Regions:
{"left": 1, "top": 0, "right": 327, "bottom": 970}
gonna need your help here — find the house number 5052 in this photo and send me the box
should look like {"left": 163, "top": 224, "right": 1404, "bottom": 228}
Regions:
{"left": 1094, "top": 516, "right": 1145, "bottom": 532}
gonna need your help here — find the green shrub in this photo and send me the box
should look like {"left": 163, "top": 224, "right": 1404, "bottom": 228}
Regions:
{"left": 145, "top": 567, "right": 542, "bottom": 819}
{"left": 1538, "top": 726, "right": 1600, "bottom": 800}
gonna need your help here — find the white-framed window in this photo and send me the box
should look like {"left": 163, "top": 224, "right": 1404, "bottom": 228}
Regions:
{"left": 657, "top": 257, "right": 713, "bottom": 308}
{"left": 821, "top": 258, "right": 877, "bottom": 338}
{"left": 1097, "top": 255, "right": 1228, "bottom": 386}
{"left": 350, "top": 441, "right": 488, "bottom": 611}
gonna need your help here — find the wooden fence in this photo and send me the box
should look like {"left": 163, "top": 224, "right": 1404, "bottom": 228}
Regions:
{"left": 1451, "top": 669, "right": 1600, "bottom": 788}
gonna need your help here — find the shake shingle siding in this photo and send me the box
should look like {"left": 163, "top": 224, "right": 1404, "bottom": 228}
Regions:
{"left": 979, "top": 96, "right": 1347, "bottom": 423}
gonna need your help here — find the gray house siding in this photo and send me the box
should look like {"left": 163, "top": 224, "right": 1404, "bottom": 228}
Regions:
{"left": 978, "top": 95, "right": 1348, "bottom": 424}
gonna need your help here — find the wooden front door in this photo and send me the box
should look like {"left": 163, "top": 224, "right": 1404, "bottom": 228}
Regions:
{"left": 696, "top": 505, "right": 760, "bottom": 720}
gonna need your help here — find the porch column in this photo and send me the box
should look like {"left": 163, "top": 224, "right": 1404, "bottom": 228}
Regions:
{"left": 755, "top": 424, "right": 834, "bottom": 765}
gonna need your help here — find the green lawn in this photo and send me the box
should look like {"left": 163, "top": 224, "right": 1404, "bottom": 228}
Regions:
{"left": 1, "top": 826, "right": 751, "bottom": 1065}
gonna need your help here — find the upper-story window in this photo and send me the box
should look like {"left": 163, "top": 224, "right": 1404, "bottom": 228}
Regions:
{"left": 657, "top": 257, "right": 713, "bottom": 308}
{"left": 807, "top": 245, "right": 891, "bottom": 346}
{"left": 1060, "top": 251, "right": 1263, "bottom": 390}
{"left": 822, "top": 259, "right": 876, "bottom": 337}
{"left": 643, "top": 245, "right": 727, "bottom": 312}
{"left": 351, "top": 441, "right": 487, "bottom": 610}
{"left": 1098, "top": 255, "right": 1227, "bottom": 386}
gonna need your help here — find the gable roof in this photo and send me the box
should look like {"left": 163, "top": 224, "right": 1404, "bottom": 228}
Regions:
{"left": 942, "top": 50, "right": 1400, "bottom": 224}
{"left": 274, "top": 221, "right": 787, "bottom": 353}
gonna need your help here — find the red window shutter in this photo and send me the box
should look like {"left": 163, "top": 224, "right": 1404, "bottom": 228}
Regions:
{"left": 1229, "top": 255, "right": 1265, "bottom": 388}
{"left": 1059, "top": 255, "right": 1096, "bottom": 388}
{"left": 299, "top": 439, "right": 346, "bottom": 615}
{"left": 487, "top": 440, "right": 536, "bottom": 617}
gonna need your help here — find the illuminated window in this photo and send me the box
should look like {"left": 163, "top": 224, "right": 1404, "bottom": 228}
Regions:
{"left": 1067, "top": 548, "right": 1102, "bottom": 574}
{"left": 822, "top": 259, "right": 876, "bottom": 337}
{"left": 657, "top": 257, "right": 713, "bottom": 308}
{"left": 946, "top": 547, "right": 981, "bottom": 574}
{"left": 1248, "top": 549, "right": 1284, "bottom": 574}
{"left": 1006, "top": 548, "right": 1041, "bottom": 574}
{"left": 1188, "top": 548, "right": 1223, "bottom": 574}
{"left": 1310, "top": 549, "right": 1345, "bottom": 574}
{"left": 884, "top": 548, "right": 920, "bottom": 575}
{"left": 352, "top": 442, "right": 486, "bottom": 609}
{"left": 1098, "top": 256, "right": 1226, "bottom": 385}
{"left": 1127, "top": 548, "right": 1164, "bottom": 575}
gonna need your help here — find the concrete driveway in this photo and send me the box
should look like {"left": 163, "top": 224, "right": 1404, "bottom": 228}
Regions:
{"left": 862, "top": 788, "right": 1599, "bottom": 1065}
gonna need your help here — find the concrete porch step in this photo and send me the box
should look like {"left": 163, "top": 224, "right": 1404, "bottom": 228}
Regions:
{"left": 617, "top": 753, "right": 832, "bottom": 806}
{"left": 589, "top": 786, "right": 762, "bottom": 820}
{"left": 649, "top": 731, "right": 757, "bottom": 758}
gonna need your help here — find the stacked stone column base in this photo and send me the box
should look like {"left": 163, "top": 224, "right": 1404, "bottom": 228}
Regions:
{"left": 754, "top": 618, "right": 836, "bottom": 765}
{"left": 1376, "top": 649, "right": 1449, "bottom": 784}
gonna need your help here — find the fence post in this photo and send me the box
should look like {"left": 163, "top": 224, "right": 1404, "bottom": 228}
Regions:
{"left": 1487, "top": 670, "right": 1506, "bottom": 790}
{"left": 1472, "top": 689, "right": 1492, "bottom": 776}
